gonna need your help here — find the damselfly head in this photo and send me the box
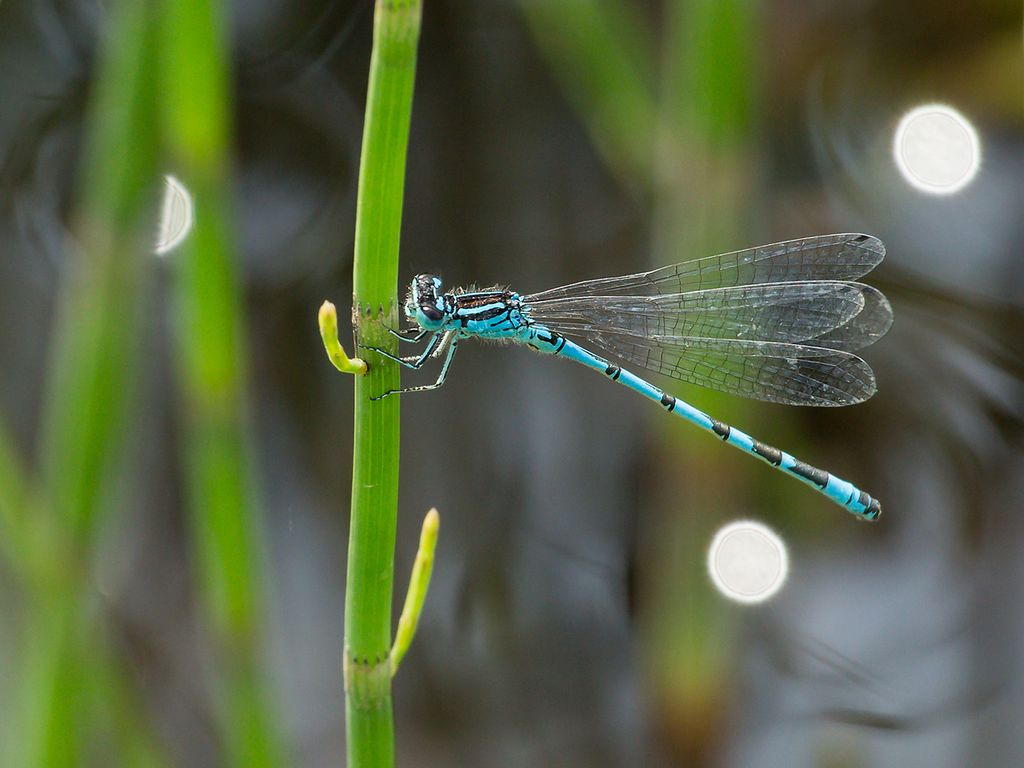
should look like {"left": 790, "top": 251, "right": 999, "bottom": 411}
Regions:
{"left": 407, "top": 274, "right": 447, "bottom": 329}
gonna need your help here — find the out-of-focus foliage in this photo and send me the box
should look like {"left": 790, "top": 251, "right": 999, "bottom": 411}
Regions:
{"left": 0, "top": 0, "right": 1022, "bottom": 766}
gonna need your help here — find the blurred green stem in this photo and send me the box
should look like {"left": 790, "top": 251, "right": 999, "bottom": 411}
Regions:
{"left": 519, "top": 0, "right": 757, "bottom": 760}
{"left": 344, "top": 1, "right": 422, "bottom": 765}
{"left": 19, "top": 0, "right": 162, "bottom": 763}
{"left": 159, "top": 0, "right": 284, "bottom": 764}
{"left": 649, "top": 0, "right": 755, "bottom": 760}
{"left": 518, "top": 0, "right": 658, "bottom": 190}
{"left": 0, "top": 418, "right": 33, "bottom": 579}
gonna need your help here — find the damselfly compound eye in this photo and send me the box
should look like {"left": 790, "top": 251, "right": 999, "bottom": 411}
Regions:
{"left": 421, "top": 305, "right": 443, "bottom": 321}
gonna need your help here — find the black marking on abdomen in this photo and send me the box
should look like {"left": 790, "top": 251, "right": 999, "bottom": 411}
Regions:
{"left": 866, "top": 497, "right": 882, "bottom": 520}
{"left": 605, "top": 365, "right": 622, "bottom": 380}
{"left": 857, "top": 490, "right": 882, "bottom": 520}
{"left": 538, "top": 331, "right": 568, "bottom": 354}
{"left": 710, "top": 420, "right": 730, "bottom": 440}
{"left": 752, "top": 441, "right": 783, "bottom": 466}
{"left": 790, "top": 461, "right": 829, "bottom": 489}
{"left": 660, "top": 393, "right": 676, "bottom": 411}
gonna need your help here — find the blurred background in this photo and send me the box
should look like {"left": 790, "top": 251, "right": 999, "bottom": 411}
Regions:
{"left": 1, "top": 0, "right": 1022, "bottom": 766}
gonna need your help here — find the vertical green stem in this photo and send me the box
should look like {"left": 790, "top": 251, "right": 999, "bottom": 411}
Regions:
{"left": 520, "top": 1, "right": 757, "bottom": 760}
{"left": 518, "top": 0, "right": 658, "bottom": 189}
{"left": 159, "top": 0, "right": 283, "bottom": 764}
{"left": 19, "top": 1, "right": 161, "bottom": 764}
{"left": 649, "top": 0, "right": 756, "bottom": 760}
{"left": 345, "top": 2, "right": 422, "bottom": 765}
{"left": 0, "top": 417, "right": 32, "bottom": 579}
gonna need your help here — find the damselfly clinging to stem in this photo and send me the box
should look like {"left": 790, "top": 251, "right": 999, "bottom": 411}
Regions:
{"left": 367, "top": 234, "right": 892, "bottom": 520}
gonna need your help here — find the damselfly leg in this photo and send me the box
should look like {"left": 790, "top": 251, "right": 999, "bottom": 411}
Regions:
{"left": 370, "top": 337, "right": 459, "bottom": 400}
{"left": 386, "top": 326, "right": 430, "bottom": 343}
{"left": 367, "top": 330, "right": 444, "bottom": 369}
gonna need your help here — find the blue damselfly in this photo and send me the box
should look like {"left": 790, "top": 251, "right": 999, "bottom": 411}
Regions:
{"left": 368, "top": 234, "right": 892, "bottom": 520}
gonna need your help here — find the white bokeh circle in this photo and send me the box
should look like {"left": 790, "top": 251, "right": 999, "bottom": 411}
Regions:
{"left": 707, "top": 520, "right": 788, "bottom": 604}
{"left": 893, "top": 103, "right": 980, "bottom": 195}
{"left": 155, "top": 174, "right": 195, "bottom": 255}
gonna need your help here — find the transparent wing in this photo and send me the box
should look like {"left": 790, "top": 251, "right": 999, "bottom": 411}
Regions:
{"left": 527, "top": 281, "right": 893, "bottom": 353}
{"left": 589, "top": 332, "right": 877, "bottom": 406}
{"left": 525, "top": 233, "right": 885, "bottom": 302}
{"left": 522, "top": 233, "right": 890, "bottom": 405}
{"left": 810, "top": 285, "right": 892, "bottom": 352}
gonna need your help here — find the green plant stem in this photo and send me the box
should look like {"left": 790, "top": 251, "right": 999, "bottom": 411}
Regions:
{"left": 647, "top": 0, "right": 755, "bottom": 759}
{"left": 521, "top": 0, "right": 757, "bottom": 759}
{"left": 518, "top": 0, "right": 658, "bottom": 191}
{"left": 0, "top": 417, "right": 33, "bottom": 579}
{"left": 158, "top": 0, "right": 283, "bottom": 764}
{"left": 19, "top": 0, "right": 161, "bottom": 763}
{"left": 345, "top": 1, "right": 422, "bottom": 765}
{"left": 85, "top": 645, "right": 169, "bottom": 768}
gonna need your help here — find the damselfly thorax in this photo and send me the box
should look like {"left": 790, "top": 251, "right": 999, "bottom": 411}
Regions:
{"left": 445, "top": 289, "right": 530, "bottom": 338}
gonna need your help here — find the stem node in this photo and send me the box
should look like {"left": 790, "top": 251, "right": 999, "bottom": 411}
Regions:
{"left": 343, "top": 650, "right": 392, "bottom": 710}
